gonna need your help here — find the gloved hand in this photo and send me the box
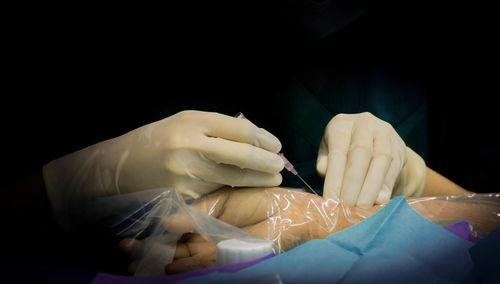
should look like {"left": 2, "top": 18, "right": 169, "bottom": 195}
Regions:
{"left": 316, "top": 112, "right": 426, "bottom": 208}
{"left": 43, "top": 110, "right": 284, "bottom": 228}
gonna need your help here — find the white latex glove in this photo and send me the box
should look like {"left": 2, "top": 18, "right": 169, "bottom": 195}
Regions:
{"left": 43, "top": 110, "right": 284, "bottom": 228}
{"left": 316, "top": 112, "right": 426, "bottom": 208}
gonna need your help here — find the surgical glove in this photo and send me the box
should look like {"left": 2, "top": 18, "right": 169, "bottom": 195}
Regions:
{"left": 43, "top": 110, "right": 284, "bottom": 229}
{"left": 316, "top": 112, "right": 426, "bottom": 208}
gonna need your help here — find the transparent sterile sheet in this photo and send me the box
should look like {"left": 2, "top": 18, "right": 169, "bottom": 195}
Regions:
{"left": 407, "top": 193, "right": 500, "bottom": 238}
{"left": 85, "top": 187, "right": 500, "bottom": 276}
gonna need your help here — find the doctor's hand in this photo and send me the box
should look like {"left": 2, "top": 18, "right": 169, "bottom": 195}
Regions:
{"left": 43, "top": 111, "right": 284, "bottom": 228}
{"left": 316, "top": 112, "right": 426, "bottom": 208}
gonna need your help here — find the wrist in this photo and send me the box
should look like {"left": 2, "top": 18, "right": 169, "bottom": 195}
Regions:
{"left": 42, "top": 139, "right": 116, "bottom": 230}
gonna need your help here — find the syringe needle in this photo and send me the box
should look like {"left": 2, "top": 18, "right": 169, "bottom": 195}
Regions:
{"left": 279, "top": 153, "right": 319, "bottom": 196}
{"left": 234, "top": 113, "right": 318, "bottom": 196}
{"left": 296, "top": 173, "right": 319, "bottom": 196}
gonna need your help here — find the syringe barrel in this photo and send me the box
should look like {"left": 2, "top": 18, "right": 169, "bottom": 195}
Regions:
{"left": 279, "top": 153, "right": 298, "bottom": 175}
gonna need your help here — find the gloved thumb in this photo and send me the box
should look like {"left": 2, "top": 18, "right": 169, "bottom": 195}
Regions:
{"left": 316, "top": 140, "right": 328, "bottom": 177}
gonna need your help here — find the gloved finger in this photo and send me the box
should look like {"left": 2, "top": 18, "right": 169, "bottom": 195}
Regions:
{"left": 376, "top": 148, "right": 403, "bottom": 204}
{"left": 203, "top": 112, "right": 282, "bottom": 153}
{"left": 356, "top": 134, "right": 392, "bottom": 208}
{"left": 340, "top": 128, "right": 373, "bottom": 207}
{"left": 322, "top": 119, "right": 353, "bottom": 200}
{"left": 201, "top": 136, "right": 284, "bottom": 173}
{"left": 191, "top": 162, "right": 283, "bottom": 188}
{"left": 375, "top": 184, "right": 392, "bottom": 205}
{"left": 316, "top": 138, "right": 328, "bottom": 177}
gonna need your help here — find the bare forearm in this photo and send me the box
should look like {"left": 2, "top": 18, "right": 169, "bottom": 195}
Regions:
{"left": 421, "top": 167, "right": 471, "bottom": 197}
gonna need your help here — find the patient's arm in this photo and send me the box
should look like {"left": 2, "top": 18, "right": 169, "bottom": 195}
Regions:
{"left": 121, "top": 187, "right": 367, "bottom": 274}
{"left": 408, "top": 194, "right": 500, "bottom": 235}
{"left": 121, "top": 187, "right": 499, "bottom": 274}
{"left": 421, "top": 167, "right": 471, "bottom": 197}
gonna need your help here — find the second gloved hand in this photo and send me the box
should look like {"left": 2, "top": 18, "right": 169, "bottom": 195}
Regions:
{"left": 316, "top": 112, "right": 426, "bottom": 208}
{"left": 43, "top": 110, "right": 284, "bottom": 228}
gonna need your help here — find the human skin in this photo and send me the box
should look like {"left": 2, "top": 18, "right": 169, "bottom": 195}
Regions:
{"left": 120, "top": 186, "right": 499, "bottom": 274}
{"left": 421, "top": 167, "right": 470, "bottom": 197}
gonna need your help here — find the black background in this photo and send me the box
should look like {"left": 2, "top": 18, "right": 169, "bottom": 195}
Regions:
{"left": 3, "top": 0, "right": 498, "bottom": 193}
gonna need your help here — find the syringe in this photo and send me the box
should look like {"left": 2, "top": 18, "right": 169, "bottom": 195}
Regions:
{"left": 279, "top": 153, "right": 319, "bottom": 196}
{"left": 234, "top": 112, "right": 319, "bottom": 195}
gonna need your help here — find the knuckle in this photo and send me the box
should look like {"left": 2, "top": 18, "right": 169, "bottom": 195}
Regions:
{"left": 175, "top": 110, "right": 194, "bottom": 119}
{"left": 399, "top": 137, "right": 407, "bottom": 149}
{"left": 381, "top": 120, "right": 395, "bottom": 131}
{"left": 174, "top": 110, "right": 202, "bottom": 123}
{"left": 333, "top": 113, "right": 345, "bottom": 119}
{"left": 326, "top": 116, "right": 352, "bottom": 135}
{"left": 331, "top": 113, "right": 347, "bottom": 122}
{"left": 165, "top": 132, "right": 190, "bottom": 150}
{"left": 376, "top": 152, "right": 394, "bottom": 164}
{"left": 360, "top": 112, "right": 374, "bottom": 120}
{"left": 325, "top": 119, "right": 336, "bottom": 134}
{"left": 349, "top": 144, "right": 373, "bottom": 156}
